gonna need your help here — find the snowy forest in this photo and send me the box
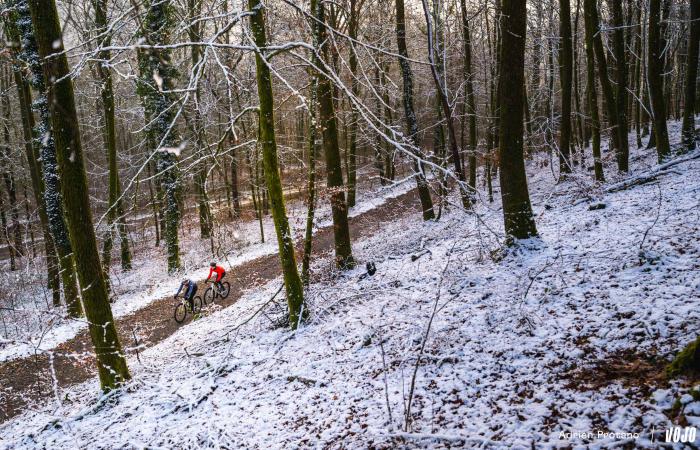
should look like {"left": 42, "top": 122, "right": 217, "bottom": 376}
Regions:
{"left": 0, "top": 0, "right": 699, "bottom": 447}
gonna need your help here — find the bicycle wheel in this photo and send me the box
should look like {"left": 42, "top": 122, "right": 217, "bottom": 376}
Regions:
{"left": 219, "top": 282, "right": 231, "bottom": 299}
{"left": 174, "top": 303, "right": 187, "bottom": 323}
{"left": 203, "top": 286, "right": 215, "bottom": 305}
{"left": 192, "top": 296, "right": 203, "bottom": 314}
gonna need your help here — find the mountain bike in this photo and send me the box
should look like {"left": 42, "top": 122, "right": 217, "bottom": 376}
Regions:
{"left": 174, "top": 294, "right": 202, "bottom": 323}
{"left": 203, "top": 280, "right": 231, "bottom": 305}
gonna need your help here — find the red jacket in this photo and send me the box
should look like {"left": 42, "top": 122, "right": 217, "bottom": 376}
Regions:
{"left": 208, "top": 265, "right": 225, "bottom": 281}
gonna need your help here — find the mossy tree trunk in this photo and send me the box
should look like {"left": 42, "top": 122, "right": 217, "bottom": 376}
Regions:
{"left": 93, "top": 0, "right": 132, "bottom": 272}
{"left": 248, "top": 0, "right": 307, "bottom": 328}
{"left": 681, "top": 0, "right": 699, "bottom": 150}
{"left": 27, "top": 0, "right": 130, "bottom": 389}
{"left": 188, "top": 0, "right": 213, "bottom": 239}
{"left": 497, "top": 0, "right": 538, "bottom": 241}
{"left": 14, "top": 0, "right": 82, "bottom": 317}
{"left": 311, "top": 0, "right": 355, "bottom": 269}
{"left": 136, "top": 0, "right": 182, "bottom": 272}
{"left": 3, "top": 24, "right": 60, "bottom": 304}
{"left": 395, "top": 0, "right": 435, "bottom": 221}
{"left": 648, "top": 0, "right": 671, "bottom": 161}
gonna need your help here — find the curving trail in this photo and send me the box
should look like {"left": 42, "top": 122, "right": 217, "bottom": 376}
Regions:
{"left": 0, "top": 189, "right": 419, "bottom": 423}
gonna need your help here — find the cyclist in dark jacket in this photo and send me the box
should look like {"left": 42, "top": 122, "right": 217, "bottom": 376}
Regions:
{"left": 175, "top": 279, "right": 198, "bottom": 309}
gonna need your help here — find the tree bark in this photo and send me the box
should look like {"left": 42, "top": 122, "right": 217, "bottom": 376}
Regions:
{"left": 15, "top": 0, "right": 82, "bottom": 316}
{"left": 583, "top": 0, "right": 604, "bottom": 182}
{"left": 311, "top": 0, "right": 355, "bottom": 268}
{"left": 93, "top": 0, "right": 132, "bottom": 272}
{"left": 584, "top": 0, "right": 621, "bottom": 155}
{"left": 559, "top": 0, "right": 574, "bottom": 174}
{"left": 248, "top": 0, "right": 307, "bottom": 328}
{"left": 648, "top": 0, "right": 671, "bottom": 161}
{"left": 609, "top": 0, "right": 629, "bottom": 171}
{"left": 498, "top": 0, "right": 538, "bottom": 241}
{"left": 395, "top": 0, "right": 435, "bottom": 220}
{"left": 681, "top": 0, "right": 700, "bottom": 150}
{"left": 28, "top": 0, "right": 130, "bottom": 389}
{"left": 3, "top": 21, "right": 60, "bottom": 304}
{"left": 136, "top": 0, "right": 182, "bottom": 272}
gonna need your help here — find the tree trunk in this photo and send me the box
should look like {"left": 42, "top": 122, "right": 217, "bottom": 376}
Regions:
{"left": 584, "top": 0, "right": 621, "bottom": 155}
{"left": 583, "top": 0, "right": 605, "bottom": 182}
{"left": 248, "top": 0, "right": 306, "bottom": 328}
{"left": 648, "top": 0, "right": 671, "bottom": 161}
{"left": 346, "top": 0, "right": 359, "bottom": 208}
{"left": 311, "top": 0, "right": 355, "bottom": 268}
{"left": 3, "top": 20, "right": 60, "bottom": 304}
{"left": 559, "top": 0, "right": 574, "bottom": 174}
{"left": 395, "top": 0, "right": 435, "bottom": 220}
{"left": 28, "top": 0, "right": 130, "bottom": 389}
{"left": 93, "top": 0, "right": 132, "bottom": 272}
{"left": 498, "top": 0, "right": 538, "bottom": 241}
{"left": 15, "top": 0, "right": 82, "bottom": 317}
{"left": 136, "top": 0, "right": 182, "bottom": 272}
{"left": 188, "top": 0, "right": 213, "bottom": 239}
{"left": 421, "top": 0, "right": 470, "bottom": 209}
{"left": 609, "top": 0, "right": 629, "bottom": 171}
{"left": 681, "top": 0, "right": 700, "bottom": 150}
{"left": 0, "top": 72, "right": 24, "bottom": 261}
{"left": 301, "top": 78, "right": 318, "bottom": 286}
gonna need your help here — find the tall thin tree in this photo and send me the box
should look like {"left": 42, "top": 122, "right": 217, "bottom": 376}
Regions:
{"left": 648, "top": 0, "right": 671, "bottom": 161}
{"left": 248, "top": 0, "right": 307, "bottom": 327}
{"left": 15, "top": 0, "right": 82, "bottom": 317}
{"left": 92, "top": 0, "right": 132, "bottom": 271}
{"left": 395, "top": 0, "right": 435, "bottom": 220}
{"left": 559, "top": 0, "right": 573, "bottom": 174}
{"left": 681, "top": 0, "right": 700, "bottom": 150}
{"left": 27, "top": 0, "right": 130, "bottom": 389}
{"left": 311, "top": 0, "right": 355, "bottom": 268}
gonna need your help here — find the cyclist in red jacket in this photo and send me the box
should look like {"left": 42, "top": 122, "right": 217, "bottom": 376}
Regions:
{"left": 207, "top": 262, "right": 226, "bottom": 291}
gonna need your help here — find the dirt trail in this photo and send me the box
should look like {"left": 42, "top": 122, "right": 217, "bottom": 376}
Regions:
{"left": 0, "top": 189, "right": 419, "bottom": 423}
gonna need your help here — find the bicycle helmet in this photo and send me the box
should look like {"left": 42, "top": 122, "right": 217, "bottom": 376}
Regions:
{"left": 210, "top": 262, "right": 216, "bottom": 267}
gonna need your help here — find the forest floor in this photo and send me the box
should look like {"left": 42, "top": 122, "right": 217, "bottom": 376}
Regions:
{"left": 0, "top": 179, "right": 420, "bottom": 423}
{"left": 1, "top": 120, "right": 700, "bottom": 449}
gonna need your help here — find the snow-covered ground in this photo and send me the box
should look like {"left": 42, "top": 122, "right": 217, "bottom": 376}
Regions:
{"left": 2, "top": 121, "right": 700, "bottom": 448}
{"left": 0, "top": 175, "right": 415, "bottom": 363}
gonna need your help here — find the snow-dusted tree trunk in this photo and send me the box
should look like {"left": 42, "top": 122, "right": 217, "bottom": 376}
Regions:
{"left": 395, "top": 0, "right": 435, "bottom": 221}
{"left": 311, "top": 0, "right": 355, "bottom": 269}
{"left": 92, "top": 0, "right": 132, "bottom": 273}
{"left": 3, "top": 19, "right": 61, "bottom": 304}
{"left": 14, "top": 0, "right": 82, "bottom": 317}
{"left": 609, "top": 0, "right": 629, "bottom": 172}
{"left": 27, "top": 0, "right": 130, "bottom": 389}
{"left": 136, "top": 0, "right": 182, "bottom": 272}
{"left": 248, "top": 0, "right": 306, "bottom": 327}
{"left": 498, "top": 0, "right": 538, "bottom": 241}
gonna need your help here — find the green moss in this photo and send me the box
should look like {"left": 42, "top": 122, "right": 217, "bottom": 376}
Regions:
{"left": 667, "top": 336, "right": 700, "bottom": 378}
